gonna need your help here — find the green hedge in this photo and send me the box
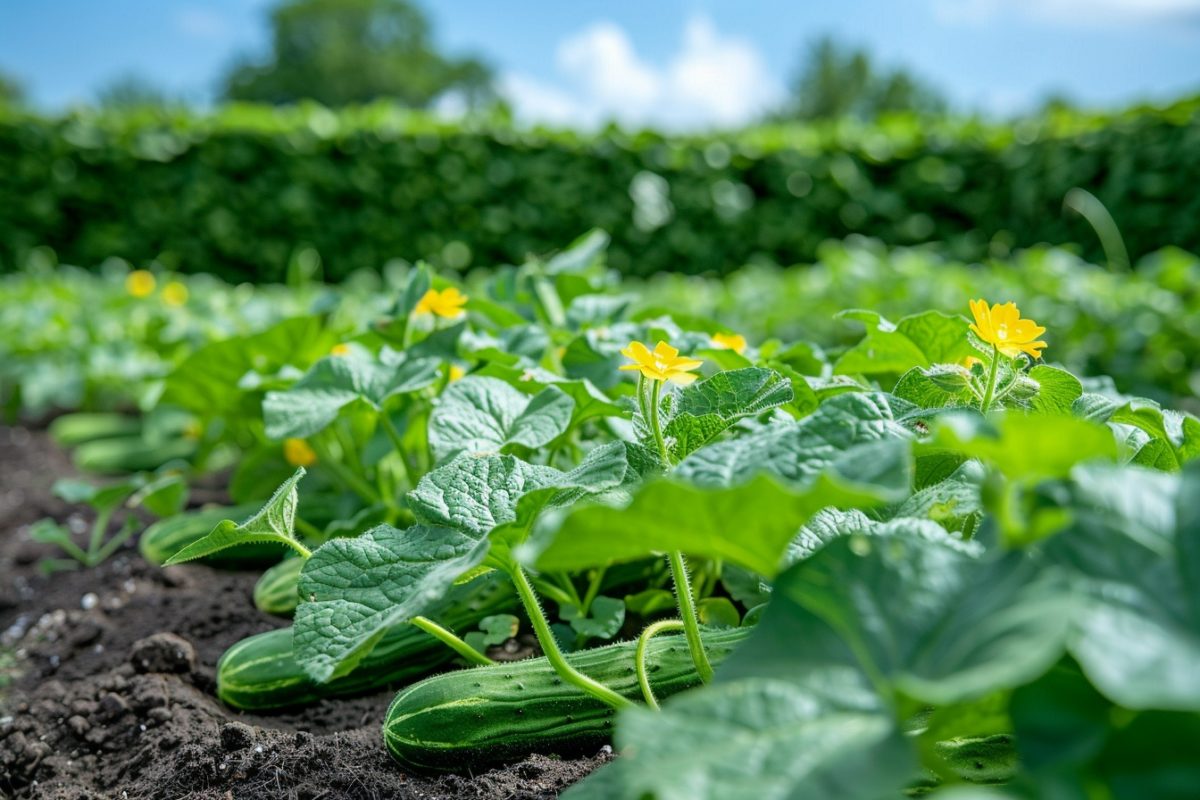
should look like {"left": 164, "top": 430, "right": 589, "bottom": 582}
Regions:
{"left": 2, "top": 100, "right": 1198, "bottom": 281}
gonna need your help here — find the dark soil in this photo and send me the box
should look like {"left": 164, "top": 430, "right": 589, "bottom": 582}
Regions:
{"left": 0, "top": 425, "right": 609, "bottom": 799}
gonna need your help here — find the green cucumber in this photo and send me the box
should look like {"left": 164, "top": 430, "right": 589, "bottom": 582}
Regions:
{"left": 49, "top": 412, "right": 142, "bottom": 446}
{"left": 384, "top": 626, "right": 750, "bottom": 773}
{"left": 139, "top": 503, "right": 278, "bottom": 567}
{"left": 217, "top": 576, "right": 517, "bottom": 711}
{"left": 73, "top": 435, "right": 196, "bottom": 474}
{"left": 253, "top": 557, "right": 304, "bottom": 616}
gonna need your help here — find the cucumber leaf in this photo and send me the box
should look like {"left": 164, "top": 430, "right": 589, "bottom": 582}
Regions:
{"left": 164, "top": 468, "right": 309, "bottom": 564}
{"left": 529, "top": 438, "right": 911, "bottom": 576}
{"left": 294, "top": 523, "right": 488, "bottom": 682}
{"left": 263, "top": 351, "right": 440, "bottom": 440}
{"left": 564, "top": 677, "right": 912, "bottom": 800}
{"left": 834, "top": 309, "right": 974, "bottom": 377}
{"left": 428, "top": 376, "right": 575, "bottom": 462}
{"left": 661, "top": 367, "right": 793, "bottom": 460}
{"left": 674, "top": 392, "right": 912, "bottom": 488}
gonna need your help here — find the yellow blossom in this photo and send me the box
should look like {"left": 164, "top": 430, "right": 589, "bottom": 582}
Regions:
{"left": 283, "top": 438, "right": 317, "bottom": 467}
{"left": 448, "top": 364, "right": 466, "bottom": 382}
{"left": 162, "top": 281, "right": 188, "bottom": 306}
{"left": 330, "top": 343, "right": 351, "bottom": 356}
{"left": 415, "top": 287, "right": 468, "bottom": 318}
{"left": 710, "top": 332, "right": 747, "bottom": 354}
{"left": 968, "top": 299, "right": 1047, "bottom": 359}
{"left": 619, "top": 341, "right": 704, "bottom": 386}
{"left": 126, "top": 270, "right": 156, "bottom": 298}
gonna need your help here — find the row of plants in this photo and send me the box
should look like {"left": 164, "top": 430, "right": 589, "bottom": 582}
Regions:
{"left": 1, "top": 95, "right": 1197, "bottom": 280}
{"left": 5, "top": 234, "right": 1198, "bottom": 426}
{"left": 36, "top": 234, "right": 1200, "bottom": 797}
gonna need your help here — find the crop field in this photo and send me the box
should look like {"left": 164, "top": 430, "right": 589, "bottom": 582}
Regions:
{"left": 1, "top": 220, "right": 1198, "bottom": 798}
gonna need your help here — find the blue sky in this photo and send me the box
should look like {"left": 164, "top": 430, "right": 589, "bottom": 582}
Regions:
{"left": 2, "top": 0, "right": 1199, "bottom": 128}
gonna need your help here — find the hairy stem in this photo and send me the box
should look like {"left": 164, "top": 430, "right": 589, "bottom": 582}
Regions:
{"left": 669, "top": 551, "right": 714, "bottom": 683}
{"left": 649, "top": 379, "right": 670, "bottom": 465}
{"left": 979, "top": 344, "right": 1002, "bottom": 414}
{"left": 411, "top": 616, "right": 494, "bottom": 666}
{"left": 511, "top": 564, "right": 634, "bottom": 710}
{"left": 636, "top": 620, "right": 686, "bottom": 709}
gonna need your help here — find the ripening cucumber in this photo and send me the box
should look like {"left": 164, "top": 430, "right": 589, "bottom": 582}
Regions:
{"left": 217, "top": 576, "right": 517, "bottom": 711}
{"left": 383, "top": 626, "right": 751, "bottom": 773}
{"left": 253, "top": 557, "right": 304, "bottom": 616}
{"left": 139, "top": 503, "right": 277, "bottom": 567}
{"left": 49, "top": 412, "right": 143, "bottom": 446}
{"left": 72, "top": 435, "right": 195, "bottom": 474}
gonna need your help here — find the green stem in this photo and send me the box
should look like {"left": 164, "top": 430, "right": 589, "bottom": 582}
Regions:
{"left": 510, "top": 564, "right": 634, "bottom": 710}
{"left": 87, "top": 507, "right": 114, "bottom": 560}
{"left": 93, "top": 518, "right": 138, "bottom": 564}
{"left": 649, "top": 379, "right": 670, "bottom": 465}
{"left": 532, "top": 577, "right": 578, "bottom": 610}
{"left": 311, "top": 439, "right": 381, "bottom": 505}
{"left": 379, "top": 411, "right": 414, "bottom": 490}
{"left": 669, "top": 551, "right": 714, "bottom": 683}
{"left": 636, "top": 620, "right": 686, "bottom": 710}
{"left": 979, "top": 344, "right": 1002, "bottom": 414}
{"left": 411, "top": 616, "right": 494, "bottom": 666}
{"left": 580, "top": 566, "right": 607, "bottom": 616}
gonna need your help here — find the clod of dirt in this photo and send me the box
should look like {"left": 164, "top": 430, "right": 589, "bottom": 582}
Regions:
{"left": 131, "top": 632, "right": 196, "bottom": 675}
{"left": 220, "top": 721, "right": 256, "bottom": 751}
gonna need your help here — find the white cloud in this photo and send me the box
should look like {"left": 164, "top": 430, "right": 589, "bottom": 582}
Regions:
{"left": 933, "top": 0, "right": 1200, "bottom": 26}
{"left": 501, "top": 15, "right": 784, "bottom": 130}
{"left": 176, "top": 7, "right": 229, "bottom": 39}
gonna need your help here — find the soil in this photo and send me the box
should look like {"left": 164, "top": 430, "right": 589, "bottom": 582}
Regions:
{"left": 0, "top": 425, "right": 610, "bottom": 799}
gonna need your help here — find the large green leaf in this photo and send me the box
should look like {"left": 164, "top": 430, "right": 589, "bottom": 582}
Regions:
{"left": 662, "top": 367, "right": 794, "bottom": 460}
{"left": 162, "top": 316, "right": 336, "bottom": 416}
{"left": 834, "top": 310, "right": 974, "bottom": 377}
{"left": 530, "top": 438, "right": 911, "bottom": 576}
{"left": 564, "top": 677, "right": 912, "bottom": 800}
{"left": 293, "top": 523, "right": 486, "bottom": 682}
{"left": 720, "top": 520, "right": 1071, "bottom": 714}
{"left": 674, "top": 392, "right": 912, "bottom": 488}
{"left": 920, "top": 411, "right": 1118, "bottom": 482}
{"left": 1082, "top": 396, "right": 1200, "bottom": 471}
{"left": 263, "top": 351, "right": 440, "bottom": 439}
{"left": 471, "top": 361, "right": 624, "bottom": 424}
{"left": 427, "top": 376, "right": 574, "bottom": 462}
{"left": 1043, "top": 463, "right": 1200, "bottom": 710}
{"left": 164, "top": 468, "right": 309, "bottom": 564}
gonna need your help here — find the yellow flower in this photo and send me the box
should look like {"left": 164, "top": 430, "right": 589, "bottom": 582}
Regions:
{"left": 126, "top": 270, "right": 156, "bottom": 298}
{"left": 448, "top": 364, "right": 466, "bottom": 382}
{"left": 162, "top": 281, "right": 188, "bottom": 306}
{"left": 283, "top": 438, "right": 317, "bottom": 467}
{"left": 330, "top": 343, "right": 351, "bottom": 356}
{"left": 710, "top": 332, "right": 747, "bottom": 354}
{"left": 415, "top": 287, "right": 468, "bottom": 318}
{"left": 968, "top": 299, "right": 1047, "bottom": 359}
{"left": 619, "top": 341, "right": 704, "bottom": 386}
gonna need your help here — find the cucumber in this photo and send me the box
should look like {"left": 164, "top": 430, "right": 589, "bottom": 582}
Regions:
{"left": 253, "top": 557, "right": 304, "bottom": 616}
{"left": 73, "top": 435, "right": 196, "bottom": 474}
{"left": 384, "top": 626, "right": 750, "bottom": 773}
{"left": 217, "top": 576, "right": 517, "bottom": 711}
{"left": 139, "top": 503, "right": 278, "bottom": 567}
{"left": 49, "top": 412, "right": 142, "bottom": 446}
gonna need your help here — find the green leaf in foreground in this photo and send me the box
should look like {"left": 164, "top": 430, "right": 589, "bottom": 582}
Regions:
{"left": 1042, "top": 462, "right": 1200, "bottom": 710}
{"left": 294, "top": 524, "right": 487, "bottom": 682}
{"left": 530, "top": 438, "right": 911, "bottom": 577}
{"left": 427, "top": 376, "right": 574, "bottom": 462}
{"left": 164, "top": 468, "right": 309, "bottom": 565}
{"left": 564, "top": 677, "right": 912, "bottom": 800}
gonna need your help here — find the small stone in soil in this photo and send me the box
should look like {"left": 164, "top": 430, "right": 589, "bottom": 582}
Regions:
{"left": 130, "top": 632, "right": 196, "bottom": 675}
